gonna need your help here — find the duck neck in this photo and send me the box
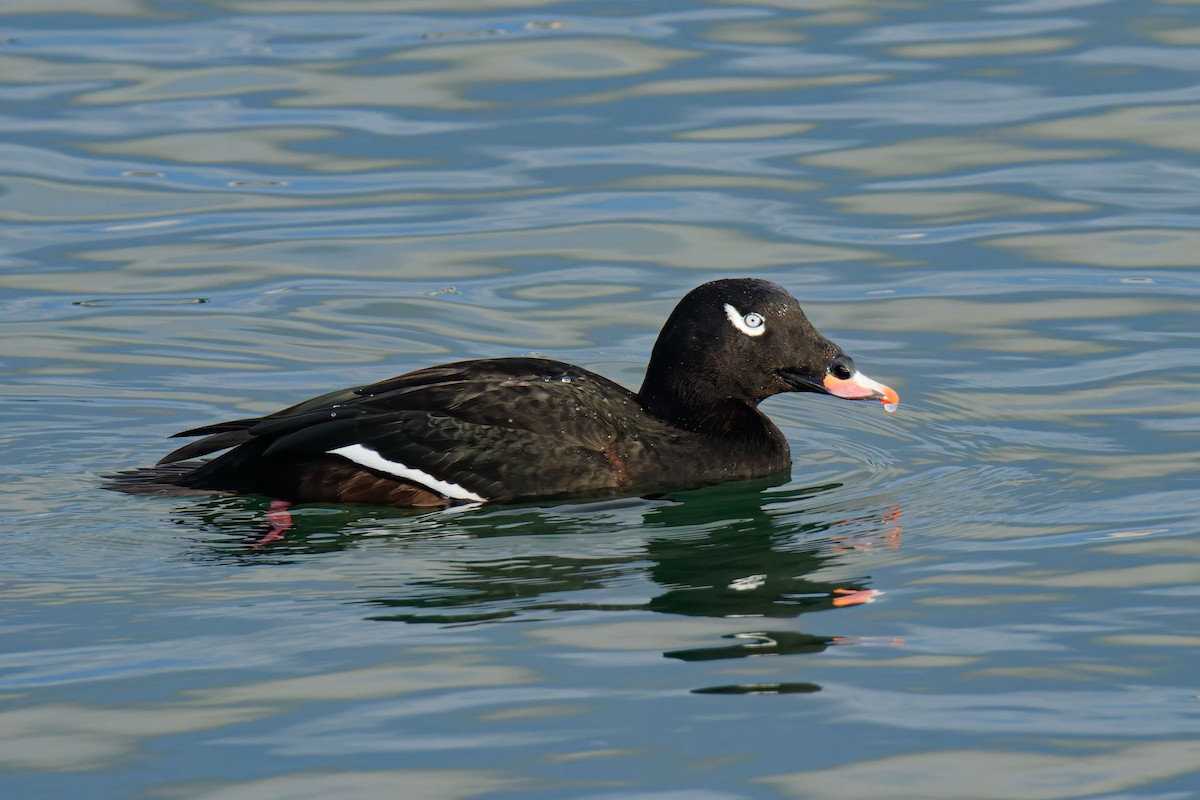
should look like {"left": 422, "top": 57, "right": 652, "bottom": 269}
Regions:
{"left": 636, "top": 365, "right": 793, "bottom": 478}
{"left": 637, "top": 375, "right": 765, "bottom": 436}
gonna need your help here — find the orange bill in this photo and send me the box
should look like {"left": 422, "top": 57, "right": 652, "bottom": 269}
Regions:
{"left": 823, "top": 371, "right": 899, "bottom": 413}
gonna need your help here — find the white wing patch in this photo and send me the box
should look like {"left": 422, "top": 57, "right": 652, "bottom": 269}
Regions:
{"left": 724, "top": 303, "right": 766, "bottom": 337}
{"left": 328, "top": 443, "right": 487, "bottom": 502}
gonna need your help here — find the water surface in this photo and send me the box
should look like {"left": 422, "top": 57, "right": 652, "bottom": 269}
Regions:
{"left": 2, "top": 1, "right": 1199, "bottom": 798}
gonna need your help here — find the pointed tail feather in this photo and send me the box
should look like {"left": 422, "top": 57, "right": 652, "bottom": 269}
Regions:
{"left": 101, "top": 462, "right": 228, "bottom": 496}
{"left": 158, "top": 429, "right": 255, "bottom": 464}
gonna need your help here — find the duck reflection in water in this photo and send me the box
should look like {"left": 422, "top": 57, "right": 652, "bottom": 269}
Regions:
{"left": 174, "top": 476, "right": 903, "bottom": 679}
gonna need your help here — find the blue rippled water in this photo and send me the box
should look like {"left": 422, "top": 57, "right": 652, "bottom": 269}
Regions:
{"left": 2, "top": 1, "right": 1199, "bottom": 798}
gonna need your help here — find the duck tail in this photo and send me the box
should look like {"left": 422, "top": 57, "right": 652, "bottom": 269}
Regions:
{"left": 101, "top": 461, "right": 222, "bottom": 496}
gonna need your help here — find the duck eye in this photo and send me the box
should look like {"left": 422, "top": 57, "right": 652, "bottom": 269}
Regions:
{"left": 723, "top": 303, "right": 767, "bottom": 337}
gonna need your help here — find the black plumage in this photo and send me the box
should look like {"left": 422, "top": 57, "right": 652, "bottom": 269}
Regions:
{"left": 109, "top": 278, "right": 897, "bottom": 507}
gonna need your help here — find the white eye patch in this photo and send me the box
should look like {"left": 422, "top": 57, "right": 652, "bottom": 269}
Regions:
{"left": 724, "top": 303, "right": 766, "bottom": 337}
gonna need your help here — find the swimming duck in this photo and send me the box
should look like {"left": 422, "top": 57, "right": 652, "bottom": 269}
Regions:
{"left": 113, "top": 278, "right": 897, "bottom": 507}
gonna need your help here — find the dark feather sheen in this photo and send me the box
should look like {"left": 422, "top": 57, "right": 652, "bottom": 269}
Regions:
{"left": 111, "top": 279, "right": 886, "bottom": 507}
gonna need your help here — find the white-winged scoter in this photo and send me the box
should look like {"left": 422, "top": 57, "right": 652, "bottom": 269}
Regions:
{"left": 112, "top": 278, "right": 897, "bottom": 507}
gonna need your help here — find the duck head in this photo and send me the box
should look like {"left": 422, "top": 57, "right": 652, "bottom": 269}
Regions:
{"left": 638, "top": 278, "right": 898, "bottom": 424}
